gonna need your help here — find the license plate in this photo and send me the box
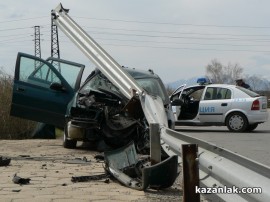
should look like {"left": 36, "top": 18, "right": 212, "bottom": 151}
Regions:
{"left": 262, "top": 103, "right": 267, "bottom": 109}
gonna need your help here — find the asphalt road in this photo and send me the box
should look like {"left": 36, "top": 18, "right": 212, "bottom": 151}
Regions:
{"left": 175, "top": 110, "right": 270, "bottom": 167}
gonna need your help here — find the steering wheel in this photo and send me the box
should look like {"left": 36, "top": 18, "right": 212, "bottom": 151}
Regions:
{"left": 184, "top": 96, "right": 190, "bottom": 105}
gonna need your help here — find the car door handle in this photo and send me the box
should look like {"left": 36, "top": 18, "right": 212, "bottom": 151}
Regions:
{"left": 16, "top": 87, "right": 25, "bottom": 92}
{"left": 221, "top": 103, "right": 228, "bottom": 106}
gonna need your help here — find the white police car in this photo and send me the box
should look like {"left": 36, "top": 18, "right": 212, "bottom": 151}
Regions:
{"left": 170, "top": 78, "right": 268, "bottom": 132}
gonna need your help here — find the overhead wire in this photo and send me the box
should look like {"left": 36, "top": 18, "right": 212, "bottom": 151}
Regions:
{"left": 1, "top": 15, "right": 270, "bottom": 53}
{"left": 84, "top": 26, "right": 270, "bottom": 37}
{"left": 75, "top": 16, "right": 270, "bottom": 29}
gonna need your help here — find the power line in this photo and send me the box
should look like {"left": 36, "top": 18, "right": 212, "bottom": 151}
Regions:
{"left": 75, "top": 16, "right": 270, "bottom": 29}
{"left": 0, "top": 14, "right": 269, "bottom": 29}
{"left": 85, "top": 31, "right": 270, "bottom": 42}
{"left": 0, "top": 33, "right": 33, "bottom": 38}
{"left": 0, "top": 39, "right": 31, "bottom": 44}
{"left": 0, "top": 16, "right": 47, "bottom": 24}
{"left": 90, "top": 37, "right": 270, "bottom": 47}
{"left": 85, "top": 26, "right": 270, "bottom": 38}
{"left": 55, "top": 40, "right": 270, "bottom": 53}
{"left": 0, "top": 36, "right": 30, "bottom": 43}
{"left": 0, "top": 27, "right": 31, "bottom": 32}
{"left": 102, "top": 43, "right": 270, "bottom": 53}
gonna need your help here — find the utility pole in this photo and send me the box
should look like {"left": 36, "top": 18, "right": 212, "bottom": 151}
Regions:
{"left": 51, "top": 18, "right": 61, "bottom": 71}
{"left": 34, "top": 26, "right": 41, "bottom": 69}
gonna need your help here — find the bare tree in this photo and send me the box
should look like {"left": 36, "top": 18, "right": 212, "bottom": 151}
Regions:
{"left": 206, "top": 59, "right": 223, "bottom": 83}
{"left": 206, "top": 59, "right": 243, "bottom": 84}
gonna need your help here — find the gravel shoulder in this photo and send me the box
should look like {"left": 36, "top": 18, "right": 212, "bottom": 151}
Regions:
{"left": 0, "top": 139, "right": 183, "bottom": 202}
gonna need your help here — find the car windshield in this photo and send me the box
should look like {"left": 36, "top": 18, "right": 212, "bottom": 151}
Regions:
{"left": 80, "top": 73, "right": 167, "bottom": 103}
{"left": 136, "top": 78, "right": 167, "bottom": 102}
{"left": 236, "top": 86, "right": 259, "bottom": 97}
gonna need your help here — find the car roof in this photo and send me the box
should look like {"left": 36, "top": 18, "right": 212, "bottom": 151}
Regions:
{"left": 125, "top": 67, "right": 159, "bottom": 79}
{"left": 93, "top": 67, "right": 160, "bottom": 79}
{"left": 185, "top": 83, "right": 237, "bottom": 89}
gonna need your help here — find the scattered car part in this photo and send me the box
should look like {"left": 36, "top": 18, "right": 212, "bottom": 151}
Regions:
{"left": 71, "top": 173, "right": 110, "bottom": 183}
{"left": 104, "top": 142, "right": 178, "bottom": 190}
{"left": 0, "top": 156, "right": 11, "bottom": 166}
{"left": 12, "top": 174, "right": 31, "bottom": 185}
{"left": 63, "top": 157, "right": 91, "bottom": 164}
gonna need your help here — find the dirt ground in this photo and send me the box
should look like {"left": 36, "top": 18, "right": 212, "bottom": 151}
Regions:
{"left": 0, "top": 139, "right": 184, "bottom": 202}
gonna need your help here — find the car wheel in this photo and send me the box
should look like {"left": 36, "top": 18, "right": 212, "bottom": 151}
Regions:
{"left": 245, "top": 123, "right": 258, "bottom": 132}
{"left": 63, "top": 126, "right": 77, "bottom": 149}
{"left": 226, "top": 112, "right": 248, "bottom": 132}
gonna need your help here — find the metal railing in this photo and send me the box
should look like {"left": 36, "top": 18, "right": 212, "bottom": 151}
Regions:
{"left": 160, "top": 127, "right": 270, "bottom": 202}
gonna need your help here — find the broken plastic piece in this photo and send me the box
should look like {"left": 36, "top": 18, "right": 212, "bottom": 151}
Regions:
{"left": 0, "top": 156, "right": 11, "bottom": 166}
{"left": 104, "top": 142, "right": 178, "bottom": 190}
{"left": 71, "top": 173, "right": 109, "bottom": 182}
{"left": 12, "top": 174, "right": 31, "bottom": 184}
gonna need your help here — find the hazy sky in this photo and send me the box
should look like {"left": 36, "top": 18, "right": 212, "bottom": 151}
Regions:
{"left": 1, "top": 0, "right": 270, "bottom": 84}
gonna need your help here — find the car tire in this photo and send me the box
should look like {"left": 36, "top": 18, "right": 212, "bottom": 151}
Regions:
{"left": 245, "top": 123, "right": 258, "bottom": 132}
{"left": 226, "top": 112, "right": 248, "bottom": 132}
{"left": 63, "top": 126, "right": 77, "bottom": 149}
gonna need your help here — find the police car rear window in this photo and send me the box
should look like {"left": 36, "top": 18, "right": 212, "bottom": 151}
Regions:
{"left": 236, "top": 87, "right": 259, "bottom": 97}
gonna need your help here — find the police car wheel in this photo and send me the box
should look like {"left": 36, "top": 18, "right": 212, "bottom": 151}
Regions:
{"left": 226, "top": 112, "right": 248, "bottom": 132}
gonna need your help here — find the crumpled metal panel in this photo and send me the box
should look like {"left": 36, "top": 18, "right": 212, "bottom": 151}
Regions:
{"left": 104, "top": 142, "right": 138, "bottom": 170}
{"left": 142, "top": 155, "right": 178, "bottom": 190}
{"left": 104, "top": 142, "right": 178, "bottom": 191}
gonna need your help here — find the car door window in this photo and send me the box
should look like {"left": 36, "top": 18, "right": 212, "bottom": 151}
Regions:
{"left": 189, "top": 89, "right": 204, "bottom": 101}
{"left": 204, "top": 87, "right": 231, "bottom": 100}
{"left": 47, "top": 60, "right": 83, "bottom": 89}
{"left": 20, "top": 56, "right": 61, "bottom": 88}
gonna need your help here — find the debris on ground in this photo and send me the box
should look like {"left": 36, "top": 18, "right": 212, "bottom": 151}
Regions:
{"left": 0, "top": 156, "right": 11, "bottom": 166}
{"left": 12, "top": 173, "right": 31, "bottom": 185}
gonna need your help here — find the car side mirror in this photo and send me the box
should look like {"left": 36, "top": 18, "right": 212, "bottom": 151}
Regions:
{"left": 171, "top": 99, "right": 183, "bottom": 106}
{"left": 50, "top": 82, "right": 65, "bottom": 92}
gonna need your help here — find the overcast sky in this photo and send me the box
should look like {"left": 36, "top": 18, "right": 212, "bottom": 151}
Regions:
{"left": 1, "top": 0, "right": 270, "bottom": 84}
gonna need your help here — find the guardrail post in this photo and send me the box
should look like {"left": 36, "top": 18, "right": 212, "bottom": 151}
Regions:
{"left": 182, "top": 144, "right": 200, "bottom": 202}
{"left": 150, "top": 123, "right": 161, "bottom": 165}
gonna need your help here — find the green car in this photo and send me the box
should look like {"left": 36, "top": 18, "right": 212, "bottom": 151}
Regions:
{"left": 10, "top": 52, "right": 175, "bottom": 152}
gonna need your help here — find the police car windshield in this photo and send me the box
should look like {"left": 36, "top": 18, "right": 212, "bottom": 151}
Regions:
{"left": 236, "top": 86, "right": 259, "bottom": 97}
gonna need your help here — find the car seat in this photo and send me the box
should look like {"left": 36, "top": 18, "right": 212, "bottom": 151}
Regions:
{"left": 205, "top": 92, "right": 211, "bottom": 100}
{"left": 216, "top": 93, "right": 222, "bottom": 99}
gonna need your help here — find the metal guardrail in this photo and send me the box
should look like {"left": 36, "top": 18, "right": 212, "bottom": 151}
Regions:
{"left": 160, "top": 127, "right": 270, "bottom": 202}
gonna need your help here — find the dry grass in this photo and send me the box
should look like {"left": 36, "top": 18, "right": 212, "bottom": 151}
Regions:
{"left": 0, "top": 71, "right": 36, "bottom": 139}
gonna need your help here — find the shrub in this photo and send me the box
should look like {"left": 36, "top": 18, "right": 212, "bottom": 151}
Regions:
{"left": 0, "top": 69, "right": 36, "bottom": 139}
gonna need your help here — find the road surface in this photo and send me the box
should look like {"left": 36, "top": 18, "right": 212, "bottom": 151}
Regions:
{"left": 175, "top": 111, "right": 270, "bottom": 167}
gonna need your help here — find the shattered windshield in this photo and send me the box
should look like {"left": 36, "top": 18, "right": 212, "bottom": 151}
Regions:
{"left": 136, "top": 78, "right": 166, "bottom": 102}
{"left": 80, "top": 73, "right": 120, "bottom": 95}
{"left": 80, "top": 73, "right": 167, "bottom": 103}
